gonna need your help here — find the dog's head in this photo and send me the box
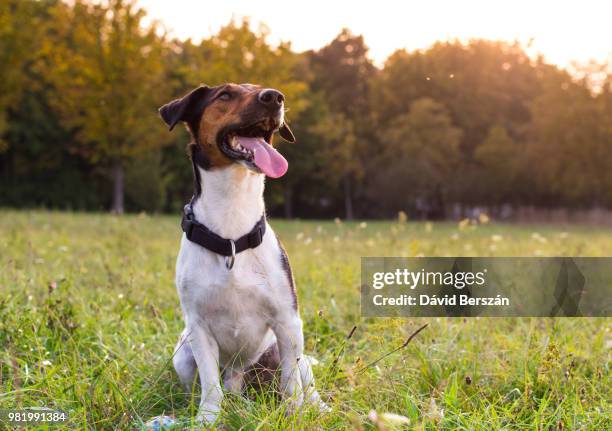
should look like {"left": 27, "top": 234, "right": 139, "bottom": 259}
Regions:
{"left": 159, "top": 83, "right": 295, "bottom": 178}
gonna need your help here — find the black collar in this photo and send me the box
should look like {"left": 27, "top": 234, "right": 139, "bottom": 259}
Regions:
{"left": 181, "top": 200, "right": 266, "bottom": 257}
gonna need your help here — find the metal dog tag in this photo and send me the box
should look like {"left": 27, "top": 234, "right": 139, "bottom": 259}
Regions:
{"left": 225, "top": 240, "right": 236, "bottom": 270}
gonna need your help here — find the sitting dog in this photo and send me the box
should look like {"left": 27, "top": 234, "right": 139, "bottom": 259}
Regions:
{"left": 159, "top": 83, "right": 326, "bottom": 425}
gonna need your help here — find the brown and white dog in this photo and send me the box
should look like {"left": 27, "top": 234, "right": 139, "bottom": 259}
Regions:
{"left": 159, "top": 83, "right": 326, "bottom": 425}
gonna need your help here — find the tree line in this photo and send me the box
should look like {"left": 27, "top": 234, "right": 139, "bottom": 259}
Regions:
{"left": 1, "top": 0, "right": 611, "bottom": 218}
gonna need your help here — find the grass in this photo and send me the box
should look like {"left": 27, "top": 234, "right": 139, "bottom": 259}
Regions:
{"left": 0, "top": 210, "right": 610, "bottom": 430}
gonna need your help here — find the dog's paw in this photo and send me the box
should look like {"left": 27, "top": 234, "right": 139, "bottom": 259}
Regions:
{"left": 195, "top": 403, "right": 221, "bottom": 427}
{"left": 144, "top": 415, "right": 177, "bottom": 430}
{"left": 314, "top": 399, "right": 331, "bottom": 414}
{"left": 306, "top": 391, "right": 331, "bottom": 414}
{"left": 284, "top": 393, "right": 305, "bottom": 417}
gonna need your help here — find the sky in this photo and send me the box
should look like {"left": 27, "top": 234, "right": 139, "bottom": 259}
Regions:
{"left": 138, "top": 0, "right": 611, "bottom": 68}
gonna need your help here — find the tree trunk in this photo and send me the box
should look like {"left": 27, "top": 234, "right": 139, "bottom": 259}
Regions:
{"left": 283, "top": 185, "right": 293, "bottom": 218}
{"left": 433, "top": 185, "right": 445, "bottom": 219}
{"left": 343, "top": 175, "right": 354, "bottom": 220}
{"left": 112, "top": 159, "right": 125, "bottom": 214}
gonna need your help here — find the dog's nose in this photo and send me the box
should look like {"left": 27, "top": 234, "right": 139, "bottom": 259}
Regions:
{"left": 258, "top": 88, "right": 284, "bottom": 109}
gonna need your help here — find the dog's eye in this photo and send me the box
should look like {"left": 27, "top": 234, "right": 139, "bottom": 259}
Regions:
{"left": 218, "top": 91, "right": 232, "bottom": 101}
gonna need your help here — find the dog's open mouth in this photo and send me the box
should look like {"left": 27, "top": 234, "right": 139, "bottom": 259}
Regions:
{"left": 219, "top": 120, "right": 288, "bottom": 178}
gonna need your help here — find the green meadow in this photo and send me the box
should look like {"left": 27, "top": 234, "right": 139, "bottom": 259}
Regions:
{"left": 0, "top": 211, "right": 610, "bottom": 430}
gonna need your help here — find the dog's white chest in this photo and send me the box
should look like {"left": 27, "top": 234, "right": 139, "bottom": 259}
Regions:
{"left": 176, "top": 231, "right": 291, "bottom": 366}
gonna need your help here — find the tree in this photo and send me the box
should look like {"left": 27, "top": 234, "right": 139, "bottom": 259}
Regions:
{"left": 43, "top": 0, "right": 168, "bottom": 213}
{"left": 308, "top": 29, "right": 376, "bottom": 218}
{"left": 368, "top": 98, "right": 462, "bottom": 218}
{"left": 371, "top": 40, "right": 548, "bottom": 211}
{"left": 373, "top": 40, "right": 539, "bottom": 152}
{"left": 309, "top": 110, "right": 362, "bottom": 219}
{"left": 0, "top": 0, "right": 51, "bottom": 151}
{"left": 474, "top": 125, "right": 522, "bottom": 205}
{"left": 309, "top": 29, "right": 375, "bottom": 118}
{"left": 527, "top": 68, "right": 612, "bottom": 207}
{"left": 2, "top": 10, "right": 612, "bottom": 217}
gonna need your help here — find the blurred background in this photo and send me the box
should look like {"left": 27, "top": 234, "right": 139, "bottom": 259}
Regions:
{"left": 1, "top": 0, "right": 611, "bottom": 221}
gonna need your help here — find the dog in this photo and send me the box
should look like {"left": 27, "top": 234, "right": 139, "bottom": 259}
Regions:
{"left": 159, "top": 83, "right": 327, "bottom": 425}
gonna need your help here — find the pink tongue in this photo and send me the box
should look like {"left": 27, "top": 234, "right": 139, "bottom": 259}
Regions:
{"left": 236, "top": 136, "right": 288, "bottom": 178}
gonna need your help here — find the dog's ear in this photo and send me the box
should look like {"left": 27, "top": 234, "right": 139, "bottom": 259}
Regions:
{"left": 159, "top": 86, "right": 214, "bottom": 131}
{"left": 279, "top": 122, "right": 296, "bottom": 143}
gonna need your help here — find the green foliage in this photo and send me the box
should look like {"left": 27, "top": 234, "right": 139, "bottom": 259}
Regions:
{"left": 308, "top": 29, "right": 376, "bottom": 218}
{"left": 368, "top": 98, "right": 462, "bottom": 217}
{"left": 0, "top": 211, "right": 610, "bottom": 429}
{"left": 310, "top": 111, "right": 360, "bottom": 185}
{"left": 0, "top": 0, "right": 51, "bottom": 151}
{"left": 39, "top": 0, "right": 171, "bottom": 212}
{"left": 1, "top": 2, "right": 611, "bottom": 216}
{"left": 0, "top": 82, "right": 108, "bottom": 210}
{"left": 44, "top": 0, "right": 169, "bottom": 163}
{"left": 528, "top": 72, "right": 612, "bottom": 206}
{"left": 309, "top": 28, "right": 375, "bottom": 118}
{"left": 125, "top": 150, "right": 167, "bottom": 213}
{"left": 474, "top": 125, "right": 521, "bottom": 204}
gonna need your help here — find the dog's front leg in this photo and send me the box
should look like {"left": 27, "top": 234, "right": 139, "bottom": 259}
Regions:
{"left": 187, "top": 323, "right": 223, "bottom": 425}
{"left": 273, "top": 315, "right": 304, "bottom": 411}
